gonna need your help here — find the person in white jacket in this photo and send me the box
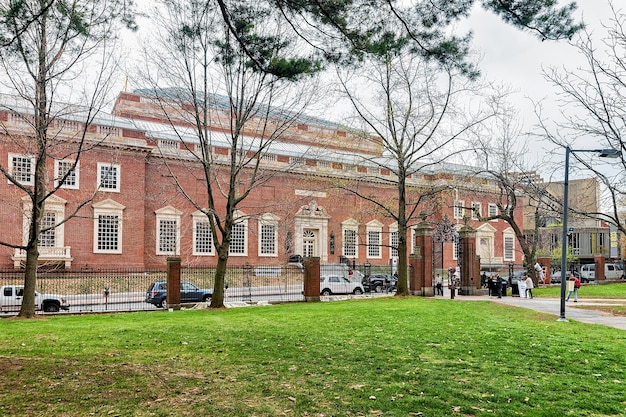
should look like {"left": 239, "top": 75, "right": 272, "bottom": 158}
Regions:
{"left": 525, "top": 275, "right": 534, "bottom": 299}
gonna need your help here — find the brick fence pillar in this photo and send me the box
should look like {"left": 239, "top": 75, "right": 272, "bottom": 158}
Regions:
{"left": 414, "top": 217, "right": 434, "bottom": 296}
{"left": 167, "top": 257, "right": 181, "bottom": 310}
{"left": 595, "top": 255, "right": 605, "bottom": 281}
{"left": 303, "top": 257, "right": 321, "bottom": 302}
{"left": 459, "top": 223, "right": 478, "bottom": 295}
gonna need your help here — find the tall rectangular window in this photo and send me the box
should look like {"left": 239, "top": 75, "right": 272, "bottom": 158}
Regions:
{"left": 367, "top": 230, "right": 381, "bottom": 258}
{"left": 488, "top": 203, "right": 498, "bottom": 219}
{"left": 454, "top": 200, "right": 464, "bottom": 220}
{"left": 97, "top": 215, "right": 120, "bottom": 251}
{"left": 343, "top": 229, "right": 357, "bottom": 257}
{"left": 390, "top": 230, "right": 399, "bottom": 258}
{"left": 55, "top": 160, "right": 79, "bottom": 189}
{"left": 158, "top": 219, "right": 178, "bottom": 254}
{"left": 229, "top": 222, "right": 247, "bottom": 255}
{"left": 10, "top": 154, "right": 34, "bottom": 185}
{"left": 471, "top": 202, "right": 482, "bottom": 220}
{"left": 260, "top": 224, "right": 277, "bottom": 256}
{"left": 194, "top": 221, "right": 213, "bottom": 255}
{"left": 39, "top": 212, "right": 56, "bottom": 247}
{"left": 97, "top": 163, "right": 120, "bottom": 192}
{"left": 504, "top": 235, "right": 515, "bottom": 261}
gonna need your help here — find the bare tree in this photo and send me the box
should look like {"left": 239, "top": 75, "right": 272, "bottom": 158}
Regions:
{"left": 335, "top": 48, "right": 503, "bottom": 296}
{"left": 472, "top": 114, "right": 563, "bottom": 283}
{"left": 139, "top": 0, "right": 319, "bottom": 307}
{"left": 538, "top": 1, "right": 626, "bottom": 236}
{"left": 0, "top": 0, "right": 136, "bottom": 317}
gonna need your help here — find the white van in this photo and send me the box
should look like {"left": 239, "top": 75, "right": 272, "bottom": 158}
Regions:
{"left": 579, "top": 263, "right": 624, "bottom": 282}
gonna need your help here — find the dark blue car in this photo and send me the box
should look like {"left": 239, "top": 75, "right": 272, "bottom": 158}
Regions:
{"left": 145, "top": 281, "right": 213, "bottom": 308}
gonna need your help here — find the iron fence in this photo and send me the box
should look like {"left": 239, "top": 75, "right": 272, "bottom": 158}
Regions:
{"left": 0, "top": 264, "right": 305, "bottom": 315}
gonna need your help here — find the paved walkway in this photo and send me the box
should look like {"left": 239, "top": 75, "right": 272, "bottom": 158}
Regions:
{"left": 451, "top": 292, "right": 626, "bottom": 331}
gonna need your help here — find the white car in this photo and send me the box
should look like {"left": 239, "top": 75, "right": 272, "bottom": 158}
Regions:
{"left": 320, "top": 275, "right": 364, "bottom": 296}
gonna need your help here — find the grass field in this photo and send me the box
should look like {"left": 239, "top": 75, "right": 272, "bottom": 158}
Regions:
{"left": 1, "top": 296, "right": 626, "bottom": 416}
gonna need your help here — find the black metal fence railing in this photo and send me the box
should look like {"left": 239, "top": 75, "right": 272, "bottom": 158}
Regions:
{"left": 0, "top": 264, "right": 305, "bottom": 315}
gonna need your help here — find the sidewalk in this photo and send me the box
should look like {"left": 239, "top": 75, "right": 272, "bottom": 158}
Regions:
{"left": 454, "top": 293, "right": 626, "bottom": 331}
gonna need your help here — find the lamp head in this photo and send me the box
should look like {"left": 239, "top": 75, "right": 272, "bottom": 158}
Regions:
{"left": 598, "top": 149, "right": 622, "bottom": 158}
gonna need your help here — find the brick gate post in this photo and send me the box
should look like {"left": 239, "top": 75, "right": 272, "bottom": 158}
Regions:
{"left": 459, "top": 221, "right": 478, "bottom": 295}
{"left": 413, "top": 216, "right": 434, "bottom": 296}
{"left": 303, "top": 257, "right": 321, "bottom": 302}
{"left": 595, "top": 255, "right": 605, "bottom": 281}
{"left": 167, "top": 257, "right": 181, "bottom": 310}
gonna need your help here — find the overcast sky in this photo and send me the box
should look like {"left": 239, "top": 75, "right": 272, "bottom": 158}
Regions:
{"left": 462, "top": 0, "right": 617, "bottom": 165}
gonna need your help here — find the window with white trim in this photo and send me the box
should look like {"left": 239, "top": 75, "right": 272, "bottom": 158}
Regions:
{"left": 258, "top": 214, "right": 279, "bottom": 257}
{"left": 93, "top": 199, "right": 124, "bottom": 254}
{"left": 366, "top": 221, "right": 383, "bottom": 259}
{"left": 9, "top": 154, "right": 34, "bottom": 185}
{"left": 39, "top": 212, "right": 57, "bottom": 247}
{"left": 97, "top": 163, "right": 120, "bottom": 192}
{"left": 55, "top": 160, "right": 79, "bottom": 189}
{"left": 454, "top": 200, "right": 464, "bottom": 220}
{"left": 390, "top": 226, "right": 399, "bottom": 258}
{"left": 343, "top": 229, "right": 358, "bottom": 258}
{"left": 193, "top": 213, "right": 214, "bottom": 256}
{"left": 488, "top": 203, "right": 498, "bottom": 221}
{"left": 229, "top": 222, "right": 248, "bottom": 256}
{"left": 155, "top": 206, "right": 181, "bottom": 256}
{"left": 471, "top": 202, "right": 482, "bottom": 220}
{"left": 504, "top": 234, "right": 515, "bottom": 261}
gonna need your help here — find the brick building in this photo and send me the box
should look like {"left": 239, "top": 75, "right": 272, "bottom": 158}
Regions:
{"left": 0, "top": 91, "right": 523, "bottom": 272}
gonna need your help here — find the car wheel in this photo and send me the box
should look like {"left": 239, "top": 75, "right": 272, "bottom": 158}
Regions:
{"left": 374, "top": 285, "right": 383, "bottom": 293}
{"left": 162, "top": 299, "right": 168, "bottom": 309}
{"left": 321, "top": 289, "right": 332, "bottom": 296}
{"left": 202, "top": 295, "right": 211, "bottom": 303}
{"left": 353, "top": 288, "right": 363, "bottom": 295}
{"left": 44, "top": 303, "right": 60, "bottom": 312}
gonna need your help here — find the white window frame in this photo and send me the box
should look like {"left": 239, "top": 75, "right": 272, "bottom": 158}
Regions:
{"left": 366, "top": 220, "right": 383, "bottom": 259}
{"left": 503, "top": 231, "right": 515, "bottom": 261}
{"left": 342, "top": 219, "right": 359, "bottom": 259}
{"left": 97, "top": 162, "right": 121, "bottom": 193}
{"left": 21, "top": 195, "right": 66, "bottom": 248}
{"left": 258, "top": 213, "right": 279, "bottom": 257}
{"left": 93, "top": 199, "right": 125, "bottom": 254}
{"left": 488, "top": 203, "right": 498, "bottom": 221}
{"left": 55, "top": 160, "right": 79, "bottom": 189}
{"left": 454, "top": 200, "right": 465, "bottom": 220}
{"left": 229, "top": 210, "right": 248, "bottom": 256}
{"left": 389, "top": 223, "right": 399, "bottom": 258}
{"left": 471, "top": 202, "right": 482, "bottom": 220}
{"left": 9, "top": 153, "right": 34, "bottom": 186}
{"left": 192, "top": 212, "right": 214, "bottom": 256}
{"left": 155, "top": 206, "right": 182, "bottom": 256}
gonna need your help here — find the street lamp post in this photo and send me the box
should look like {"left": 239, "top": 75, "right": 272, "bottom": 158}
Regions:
{"left": 558, "top": 146, "right": 622, "bottom": 321}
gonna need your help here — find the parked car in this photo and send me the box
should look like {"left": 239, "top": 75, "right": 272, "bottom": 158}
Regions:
{"left": 366, "top": 274, "right": 397, "bottom": 293}
{"left": 550, "top": 270, "right": 581, "bottom": 284}
{"left": 320, "top": 275, "right": 364, "bottom": 296}
{"left": 579, "top": 263, "right": 625, "bottom": 282}
{"left": 145, "top": 281, "right": 213, "bottom": 308}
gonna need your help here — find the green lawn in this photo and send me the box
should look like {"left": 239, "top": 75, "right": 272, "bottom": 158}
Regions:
{"left": 1, "top": 297, "right": 626, "bottom": 416}
{"left": 534, "top": 281, "right": 626, "bottom": 298}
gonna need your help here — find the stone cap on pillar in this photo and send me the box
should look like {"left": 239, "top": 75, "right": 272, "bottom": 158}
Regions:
{"left": 414, "top": 211, "right": 433, "bottom": 235}
{"left": 458, "top": 215, "right": 475, "bottom": 238}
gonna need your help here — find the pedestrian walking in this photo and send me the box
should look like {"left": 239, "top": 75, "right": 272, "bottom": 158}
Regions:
{"left": 565, "top": 273, "right": 581, "bottom": 302}
{"left": 525, "top": 275, "right": 534, "bottom": 299}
